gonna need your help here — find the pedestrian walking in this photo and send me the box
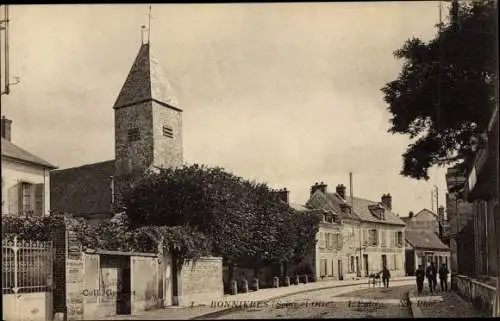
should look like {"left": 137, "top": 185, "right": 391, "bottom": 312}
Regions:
{"left": 426, "top": 261, "right": 437, "bottom": 293}
{"left": 439, "top": 263, "right": 449, "bottom": 292}
{"left": 380, "top": 265, "right": 391, "bottom": 288}
{"left": 415, "top": 264, "right": 425, "bottom": 295}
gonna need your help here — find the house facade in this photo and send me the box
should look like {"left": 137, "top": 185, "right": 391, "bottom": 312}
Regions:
{"left": 1, "top": 116, "right": 57, "bottom": 217}
{"left": 404, "top": 229, "right": 450, "bottom": 276}
{"left": 50, "top": 42, "right": 183, "bottom": 223}
{"left": 298, "top": 182, "right": 406, "bottom": 280}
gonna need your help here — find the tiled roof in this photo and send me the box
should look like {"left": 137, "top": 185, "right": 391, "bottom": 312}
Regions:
{"left": 50, "top": 160, "right": 115, "bottom": 216}
{"left": 113, "top": 43, "right": 180, "bottom": 110}
{"left": 306, "top": 191, "right": 360, "bottom": 221}
{"left": 1, "top": 137, "right": 57, "bottom": 169}
{"left": 405, "top": 229, "right": 450, "bottom": 251}
{"left": 351, "top": 196, "right": 406, "bottom": 226}
{"left": 306, "top": 190, "right": 405, "bottom": 226}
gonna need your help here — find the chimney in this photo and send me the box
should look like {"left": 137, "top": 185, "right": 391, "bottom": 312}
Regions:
{"left": 409, "top": 211, "right": 414, "bottom": 218}
{"left": 276, "top": 188, "right": 289, "bottom": 204}
{"left": 381, "top": 193, "right": 392, "bottom": 211}
{"left": 1, "top": 116, "right": 12, "bottom": 141}
{"left": 335, "top": 184, "right": 346, "bottom": 199}
{"left": 310, "top": 182, "right": 327, "bottom": 196}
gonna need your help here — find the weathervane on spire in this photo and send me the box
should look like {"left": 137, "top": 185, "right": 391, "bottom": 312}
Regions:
{"left": 148, "top": 5, "right": 152, "bottom": 44}
{"left": 140, "top": 5, "right": 152, "bottom": 45}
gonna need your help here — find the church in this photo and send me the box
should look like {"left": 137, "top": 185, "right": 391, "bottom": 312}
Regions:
{"left": 50, "top": 41, "right": 183, "bottom": 223}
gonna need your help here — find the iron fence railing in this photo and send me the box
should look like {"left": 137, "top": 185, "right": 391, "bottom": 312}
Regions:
{"left": 2, "top": 236, "right": 53, "bottom": 294}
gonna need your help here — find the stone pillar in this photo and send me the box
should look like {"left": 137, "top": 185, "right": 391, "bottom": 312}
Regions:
{"left": 295, "top": 275, "right": 300, "bottom": 285}
{"left": 303, "top": 275, "right": 308, "bottom": 284}
{"left": 283, "top": 276, "right": 290, "bottom": 287}
{"left": 65, "top": 227, "right": 84, "bottom": 320}
{"left": 251, "top": 278, "right": 259, "bottom": 291}
{"left": 272, "top": 276, "right": 280, "bottom": 288}
{"left": 52, "top": 215, "right": 84, "bottom": 320}
{"left": 230, "top": 280, "right": 238, "bottom": 295}
{"left": 241, "top": 279, "right": 249, "bottom": 293}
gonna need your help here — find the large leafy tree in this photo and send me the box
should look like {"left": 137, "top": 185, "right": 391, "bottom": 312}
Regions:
{"left": 381, "top": 0, "right": 497, "bottom": 180}
{"left": 122, "top": 164, "right": 319, "bottom": 271}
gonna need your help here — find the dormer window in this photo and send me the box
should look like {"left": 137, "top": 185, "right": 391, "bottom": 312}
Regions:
{"left": 369, "top": 204, "right": 385, "bottom": 220}
{"left": 340, "top": 203, "right": 352, "bottom": 215}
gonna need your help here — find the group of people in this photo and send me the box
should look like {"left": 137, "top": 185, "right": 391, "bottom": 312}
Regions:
{"left": 375, "top": 262, "right": 449, "bottom": 295}
{"left": 415, "top": 262, "right": 449, "bottom": 294}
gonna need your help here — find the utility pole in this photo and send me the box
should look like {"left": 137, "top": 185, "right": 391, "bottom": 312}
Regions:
{"left": 350, "top": 172, "right": 362, "bottom": 278}
{"left": 431, "top": 190, "right": 435, "bottom": 212}
{"left": 0, "top": 4, "right": 20, "bottom": 97}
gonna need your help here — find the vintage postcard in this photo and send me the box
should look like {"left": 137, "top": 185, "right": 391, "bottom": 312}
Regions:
{"left": 1, "top": 2, "right": 498, "bottom": 320}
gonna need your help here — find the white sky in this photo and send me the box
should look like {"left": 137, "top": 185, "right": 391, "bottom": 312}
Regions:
{"left": 1, "top": 2, "right": 452, "bottom": 217}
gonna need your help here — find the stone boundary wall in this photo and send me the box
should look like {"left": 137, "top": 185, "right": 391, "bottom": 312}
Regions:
{"left": 452, "top": 274, "right": 498, "bottom": 317}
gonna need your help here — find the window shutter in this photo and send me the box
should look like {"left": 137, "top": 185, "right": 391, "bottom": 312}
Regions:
{"left": 35, "top": 183, "right": 44, "bottom": 216}
{"left": 8, "top": 183, "right": 20, "bottom": 216}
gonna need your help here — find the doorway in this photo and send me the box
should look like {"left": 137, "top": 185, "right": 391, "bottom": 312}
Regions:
{"left": 116, "top": 267, "right": 131, "bottom": 315}
{"left": 337, "top": 260, "right": 343, "bottom": 280}
{"left": 381, "top": 254, "right": 387, "bottom": 269}
{"left": 363, "top": 254, "right": 369, "bottom": 277}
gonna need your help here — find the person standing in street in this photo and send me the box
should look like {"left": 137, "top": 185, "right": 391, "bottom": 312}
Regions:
{"left": 381, "top": 265, "right": 391, "bottom": 288}
{"left": 439, "top": 263, "right": 450, "bottom": 292}
{"left": 415, "top": 264, "right": 425, "bottom": 295}
{"left": 426, "top": 261, "right": 437, "bottom": 293}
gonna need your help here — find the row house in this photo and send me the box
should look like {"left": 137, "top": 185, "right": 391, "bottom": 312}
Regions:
{"left": 1, "top": 116, "right": 57, "bottom": 217}
{"left": 293, "top": 182, "right": 406, "bottom": 280}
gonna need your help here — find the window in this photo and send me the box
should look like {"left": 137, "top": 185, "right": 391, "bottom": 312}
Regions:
{"left": 368, "top": 229, "right": 378, "bottom": 246}
{"left": 396, "top": 231, "right": 403, "bottom": 247}
{"left": 362, "top": 229, "right": 368, "bottom": 246}
{"left": 163, "top": 125, "right": 173, "bottom": 138}
{"left": 22, "top": 182, "right": 33, "bottom": 214}
{"left": 319, "top": 232, "right": 325, "bottom": 248}
{"left": 127, "top": 128, "right": 140, "bottom": 142}
{"left": 350, "top": 256, "right": 355, "bottom": 273}
{"left": 332, "top": 233, "right": 341, "bottom": 250}
{"left": 381, "top": 230, "right": 386, "bottom": 247}
{"left": 326, "top": 233, "right": 332, "bottom": 249}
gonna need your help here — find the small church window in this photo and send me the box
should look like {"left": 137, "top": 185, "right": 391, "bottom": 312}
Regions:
{"left": 163, "top": 126, "right": 173, "bottom": 138}
{"left": 128, "top": 128, "right": 140, "bottom": 142}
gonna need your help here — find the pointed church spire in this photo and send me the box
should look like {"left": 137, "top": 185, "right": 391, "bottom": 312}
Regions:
{"left": 113, "top": 43, "right": 180, "bottom": 111}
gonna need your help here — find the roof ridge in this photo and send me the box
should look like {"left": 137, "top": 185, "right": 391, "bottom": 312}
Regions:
{"left": 52, "top": 159, "right": 115, "bottom": 172}
{"left": 1, "top": 137, "right": 57, "bottom": 169}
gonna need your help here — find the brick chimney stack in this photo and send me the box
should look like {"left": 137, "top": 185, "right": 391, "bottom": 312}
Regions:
{"left": 381, "top": 193, "right": 392, "bottom": 211}
{"left": 1, "top": 116, "right": 12, "bottom": 141}
{"left": 310, "top": 182, "right": 327, "bottom": 196}
{"left": 276, "top": 188, "right": 289, "bottom": 204}
{"left": 336, "top": 184, "right": 346, "bottom": 199}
